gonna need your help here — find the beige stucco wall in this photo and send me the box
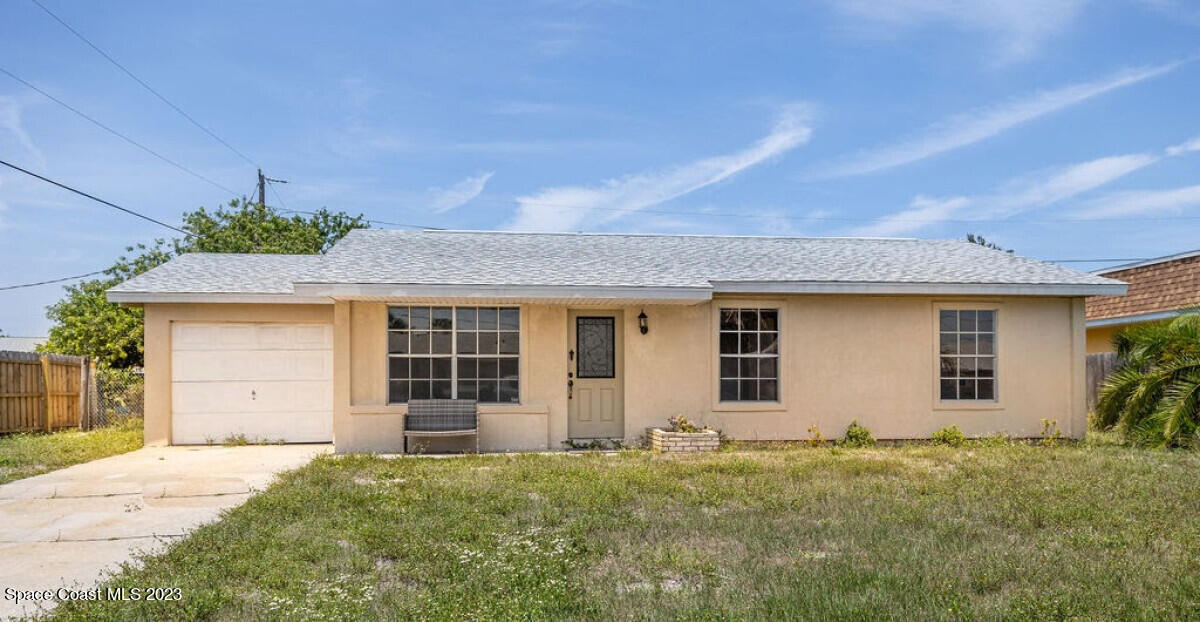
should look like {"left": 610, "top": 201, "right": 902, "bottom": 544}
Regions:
{"left": 141, "top": 303, "right": 334, "bottom": 446}
{"left": 624, "top": 295, "right": 1086, "bottom": 442}
{"left": 143, "top": 294, "right": 1087, "bottom": 452}
{"left": 1086, "top": 325, "right": 1120, "bottom": 354}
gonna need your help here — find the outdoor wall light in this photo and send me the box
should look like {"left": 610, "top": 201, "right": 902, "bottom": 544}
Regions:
{"left": 638, "top": 310, "right": 649, "bottom": 335}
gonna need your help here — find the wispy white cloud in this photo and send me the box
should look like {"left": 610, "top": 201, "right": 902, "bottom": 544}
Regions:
{"left": 1073, "top": 185, "right": 1200, "bottom": 219}
{"left": 506, "top": 104, "right": 814, "bottom": 232}
{"left": 851, "top": 195, "right": 971, "bottom": 237}
{"left": 850, "top": 136, "right": 1200, "bottom": 235}
{"left": 829, "top": 0, "right": 1088, "bottom": 63}
{"left": 0, "top": 96, "right": 44, "bottom": 167}
{"left": 429, "top": 172, "right": 494, "bottom": 213}
{"left": 806, "top": 61, "right": 1183, "bottom": 180}
{"left": 989, "top": 154, "right": 1160, "bottom": 216}
{"left": 1166, "top": 135, "right": 1200, "bottom": 156}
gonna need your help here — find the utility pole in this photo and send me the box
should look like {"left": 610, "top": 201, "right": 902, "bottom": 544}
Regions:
{"left": 254, "top": 169, "right": 288, "bottom": 209}
{"left": 257, "top": 168, "right": 266, "bottom": 207}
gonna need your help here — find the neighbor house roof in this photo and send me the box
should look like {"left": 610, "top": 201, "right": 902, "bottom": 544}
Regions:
{"left": 1086, "top": 249, "right": 1200, "bottom": 327}
{"left": 108, "top": 230, "right": 1127, "bottom": 304}
{"left": 0, "top": 336, "right": 46, "bottom": 353}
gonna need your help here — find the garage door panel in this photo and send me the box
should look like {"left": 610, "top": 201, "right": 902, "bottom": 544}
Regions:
{"left": 170, "top": 322, "right": 333, "bottom": 444}
{"left": 172, "top": 323, "right": 332, "bottom": 351}
{"left": 294, "top": 325, "right": 331, "bottom": 348}
{"left": 173, "top": 413, "right": 332, "bottom": 445}
{"left": 172, "top": 351, "right": 331, "bottom": 382}
{"left": 174, "top": 324, "right": 217, "bottom": 349}
{"left": 173, "top": 380, "right": 332, "bottom": 414}
{"left": 255, "top": 325, "right": 291, "bottom": 347}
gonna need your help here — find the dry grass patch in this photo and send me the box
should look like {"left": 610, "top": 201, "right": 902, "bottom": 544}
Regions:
{"left": 0, "top": 418, "right": 142, "bottom": 485}
{"left": 45, "top": 443, "right": 1200, "bottom": 621}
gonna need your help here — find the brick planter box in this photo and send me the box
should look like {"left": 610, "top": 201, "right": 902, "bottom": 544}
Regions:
{"left": 650, "top": 428, "right": 720, "bottom": 453}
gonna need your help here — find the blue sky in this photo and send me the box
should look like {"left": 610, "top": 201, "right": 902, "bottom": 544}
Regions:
{"left": 1, "top": 1, "right": 1199, "bottom": 335}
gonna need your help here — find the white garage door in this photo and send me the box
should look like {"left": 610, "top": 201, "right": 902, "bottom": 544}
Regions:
{"left": 171, "top": 322, "right": 333, "bottom": 444}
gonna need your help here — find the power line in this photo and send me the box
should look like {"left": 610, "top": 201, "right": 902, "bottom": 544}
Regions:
{"left": 29, "top": 0, "right": 258, "bottom": 168}
{"left": 0, "top": 158, "right": 192, "bottom": 235}
{"left": 0, "top": 269, "right": 106, "bottom": 291}
{"left": 275, "top": 206, "right": 442, "bottom": 230}
{"left": 0, "top": 65, "right": 240, "bottom": 197}
{"left": 266, "top": 179, "right": 290, "bottom": 212}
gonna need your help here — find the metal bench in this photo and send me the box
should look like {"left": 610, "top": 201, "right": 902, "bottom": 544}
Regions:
{"left": 404, "top": 399, "right": 479, "bottom": 454}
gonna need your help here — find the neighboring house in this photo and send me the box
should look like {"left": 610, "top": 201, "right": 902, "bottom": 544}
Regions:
{"left": 107, "top": 230, "right": 1125, "bottom": 452}
{"left": 0, "top": 336, "right": 47, "bottom": 353}
{"left": 1086, "top": 249, "right": 1200, "bottom": 354}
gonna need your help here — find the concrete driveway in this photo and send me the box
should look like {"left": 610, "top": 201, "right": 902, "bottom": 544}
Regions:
{"left": 0, "top": 444, "right": 329, "bottom": 619}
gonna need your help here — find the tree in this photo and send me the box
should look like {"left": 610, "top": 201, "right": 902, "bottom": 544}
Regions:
{"left": 965, "top": 233, "right": 1013, "bottom": 253}
{"left": 1095, "top": 312, "right": 1200, "bottom": 446}
{"left": 40, "top": 199, "right": 367, "bottom": 367}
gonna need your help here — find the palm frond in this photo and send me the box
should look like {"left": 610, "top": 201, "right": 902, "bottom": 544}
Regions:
{"left": 1121, "top": 372, "right": 1168, "bottom": 434}
{"left": 1096, "top": 366, "right": 1146, "bottom": 429}
{"left": 1153, "top": 371, "right": 1200, "bottom": 446}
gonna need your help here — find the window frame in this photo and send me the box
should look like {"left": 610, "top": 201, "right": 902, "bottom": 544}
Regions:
{"left": 711, "top": 300, "right": 787, "bottom": 411}
{"left": 386, "top": 305, "right": 521, "bottom": 405}
{"left": 932, "top": 301, "right": 1004, "bottom": 410}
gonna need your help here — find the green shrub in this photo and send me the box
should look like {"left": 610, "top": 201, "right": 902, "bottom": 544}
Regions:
{"left": 931, "top": 424, "right": 967, "bottom": 447}
{"left": 839, "top": 419, "right": 876, "bottom": 448}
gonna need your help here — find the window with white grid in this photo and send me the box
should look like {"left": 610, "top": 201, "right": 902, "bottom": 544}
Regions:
{"left": 718, "top": 308, "right": 780, "bottom": 402}
{"left": 387, "top": 306, "right": 519, "bottom": 404}
{"left": 938, "top": 309, "right": 996, "bottom": 401}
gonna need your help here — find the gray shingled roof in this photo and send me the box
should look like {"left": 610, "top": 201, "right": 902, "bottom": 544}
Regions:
{"left": 109, "top": 253, "right": 322, "bottom": 294}
{"left": 306, "top": 230, "right": 1119, "bottom": 287}
{"left": 109, "top": 230, "right": 1123, "bottom": 299}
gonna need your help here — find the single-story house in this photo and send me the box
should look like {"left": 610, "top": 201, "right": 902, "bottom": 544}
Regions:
{"left": 1086, "top": 249, "right": 1200, "bottom": 353}
{"left": 108, "top": 230, "right": 1126, "bottom": 452}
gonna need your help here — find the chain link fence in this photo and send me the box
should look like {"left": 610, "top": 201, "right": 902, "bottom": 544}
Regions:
{"left": 87, "top": 366, "right": 144, "bottom": 429}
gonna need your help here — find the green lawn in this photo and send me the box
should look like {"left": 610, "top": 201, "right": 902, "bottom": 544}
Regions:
{"left": 49, "top": 441, "right": 1200, "bottom": 621}
{"left": 0, "top": 419, "right": 143, "bottom": 485}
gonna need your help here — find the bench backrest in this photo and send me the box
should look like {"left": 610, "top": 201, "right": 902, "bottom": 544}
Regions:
{"left": 405, "top": 399, "right": 478, "bottom": 432}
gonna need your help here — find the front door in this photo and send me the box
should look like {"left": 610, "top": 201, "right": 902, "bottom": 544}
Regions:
{"left": 567, "top": 310, "right": 624, "bottom": 439}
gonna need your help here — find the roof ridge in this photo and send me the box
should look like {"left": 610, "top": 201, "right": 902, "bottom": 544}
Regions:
{"left": 1094, "top": 248, "right": 1200, "bottom": 274}
{"left": 356, "top": 229, "right": 925, "bottom": 242}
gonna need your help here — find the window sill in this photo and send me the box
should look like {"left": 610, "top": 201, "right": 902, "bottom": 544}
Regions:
{"left": 932, "top": 401, "right": 1004, "bottom": 411}
{"left": 349, "top": 403, "right": 548, "bottom": 416}
{"left": 711, "top": 401, "right": 787, "bottom": 413}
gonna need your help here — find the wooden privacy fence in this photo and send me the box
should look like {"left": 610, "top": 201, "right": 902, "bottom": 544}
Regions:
{"left": 1086, "top": 352, "right": 1119, "bottom": 413}
{"left": 0, "top": 351, "right": 91, "bottom": 434}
